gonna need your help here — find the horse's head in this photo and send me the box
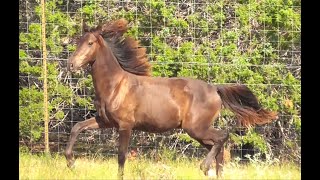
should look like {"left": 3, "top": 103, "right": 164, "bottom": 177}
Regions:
{"left": 67, "top": 19, "right": 129, "bottom": 72}
{"left": 67, "top": 22, "right": 102, "bottom": 72}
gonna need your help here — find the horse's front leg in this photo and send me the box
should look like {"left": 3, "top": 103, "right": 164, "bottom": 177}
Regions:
{"left": 117, "top": 128, "right": 132, "bottom": 180}
{"left": 64, "top": 116, "right": 112, "bottom": 168}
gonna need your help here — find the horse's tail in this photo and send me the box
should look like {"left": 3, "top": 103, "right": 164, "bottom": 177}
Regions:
{"left": 217, "top": 84, "right": 278, "bottom": 127}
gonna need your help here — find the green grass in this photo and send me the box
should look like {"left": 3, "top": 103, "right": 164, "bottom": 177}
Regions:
{"left": 19, "top": 152, "right": 300, "bottom": 180}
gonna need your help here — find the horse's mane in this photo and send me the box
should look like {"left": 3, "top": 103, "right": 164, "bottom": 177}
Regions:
{"left": 91, "top": 19, "right": 152, "bottom": 76}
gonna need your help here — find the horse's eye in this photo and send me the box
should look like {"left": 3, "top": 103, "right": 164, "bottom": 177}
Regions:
{"left": 88, "top": 42, "right": 93, "bottom": 46}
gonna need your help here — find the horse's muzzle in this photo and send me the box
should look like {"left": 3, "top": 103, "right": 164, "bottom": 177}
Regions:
{"left": 67, "top": 60, "right": 80, "bottom": 72}
{"left": 67, "top": 62, "right": 74, "bottom": 72}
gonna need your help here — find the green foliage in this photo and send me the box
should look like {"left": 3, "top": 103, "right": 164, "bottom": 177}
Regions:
{"left": 19, "top": 86, "right": 44, "bottom": 141}
{"left": 231, "top": 129, "right": 268, "bottom": 153}
{"left": 178, "top": 133, "right": 201, "bottom": 147}
{"left": 19, "top": 0, "right": 93, "bottom": 142}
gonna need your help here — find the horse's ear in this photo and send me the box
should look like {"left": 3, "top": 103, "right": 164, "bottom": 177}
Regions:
{"left": 83, "top": 21, "right": 90, "bottom": 32}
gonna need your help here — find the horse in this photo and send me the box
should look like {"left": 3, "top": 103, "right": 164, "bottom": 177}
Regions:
{"left": 65, "top": 18, "right": 278, "bottom": 179}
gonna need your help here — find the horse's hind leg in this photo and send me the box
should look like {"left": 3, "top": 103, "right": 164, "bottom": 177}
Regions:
{"left": 64, "top": 116, "right": 112, "bottom": 168}
{"left": 195, "top": 128, "right": 229, "bottom": 177}
{"left": 199, "top": 141, "right": 227, "bottom": 178}
{"left": 183, "top": 112, "right": 229, "bottom": 178}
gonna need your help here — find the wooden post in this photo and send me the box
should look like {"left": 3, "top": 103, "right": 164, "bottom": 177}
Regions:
{"left": 41, "top": 0, "right": 49, "bottom": 153}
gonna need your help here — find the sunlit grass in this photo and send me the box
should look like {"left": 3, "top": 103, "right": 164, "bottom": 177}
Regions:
{"left": 19, "top": 152, "right": 300, "bottom": 180}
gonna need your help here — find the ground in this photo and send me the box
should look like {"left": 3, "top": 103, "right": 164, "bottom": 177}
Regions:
{"left": 19, "top": 152, "right": 300, "bottom": 179}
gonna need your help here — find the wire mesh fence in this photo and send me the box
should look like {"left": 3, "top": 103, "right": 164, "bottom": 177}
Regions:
{"left": 19, "top": 0, "right": 301, "bottom": 163}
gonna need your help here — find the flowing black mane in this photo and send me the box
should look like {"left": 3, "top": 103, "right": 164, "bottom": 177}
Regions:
{"left": 97, "top": 19, "right": 152, "bottom": 76}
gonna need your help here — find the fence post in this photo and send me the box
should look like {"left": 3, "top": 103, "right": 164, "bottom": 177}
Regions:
{"left": 41, "top": 0, "right": 49, "bottom": 153}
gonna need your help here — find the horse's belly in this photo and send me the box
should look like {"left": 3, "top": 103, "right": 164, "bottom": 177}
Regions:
{"left": 133, "top": 98, "right": 182, "bottom": 132}
{"left": 133, "top": 121, "right": 181, "bottom": 133}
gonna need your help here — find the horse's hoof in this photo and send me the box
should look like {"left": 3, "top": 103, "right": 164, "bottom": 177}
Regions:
{"left": 200, "top": 161, "right": 207, "bottom": 174}
{"left": 200, "top": 159, "right": 206, "bottom": 169}
{"left": 117, "top": 174, "right": 124, "bottom": 180}
{"left": 67, "top": 160, "right": 75, "bottom": 169}
{"left": 200, "top": 160, "right": 213, "bottom": 176}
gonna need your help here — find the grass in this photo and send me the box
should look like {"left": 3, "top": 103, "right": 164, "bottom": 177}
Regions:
{"left": 19, "top": 152, "right": 300, "bottom": 180}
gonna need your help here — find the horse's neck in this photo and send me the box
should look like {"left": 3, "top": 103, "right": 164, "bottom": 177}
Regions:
{"left": 91, "top": 43, "right": 126, "bottom": 98}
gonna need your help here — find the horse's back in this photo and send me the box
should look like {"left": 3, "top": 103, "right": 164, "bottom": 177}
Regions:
{"left": 168, "top": 77, "right": 219, "bottom": 101}
{"left": 133, "top": 76, "right": 220, "bottom": 106}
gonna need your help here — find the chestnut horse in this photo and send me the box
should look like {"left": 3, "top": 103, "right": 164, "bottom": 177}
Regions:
{"left": 65, "top": 19, "right": 277, "bottom": 179}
